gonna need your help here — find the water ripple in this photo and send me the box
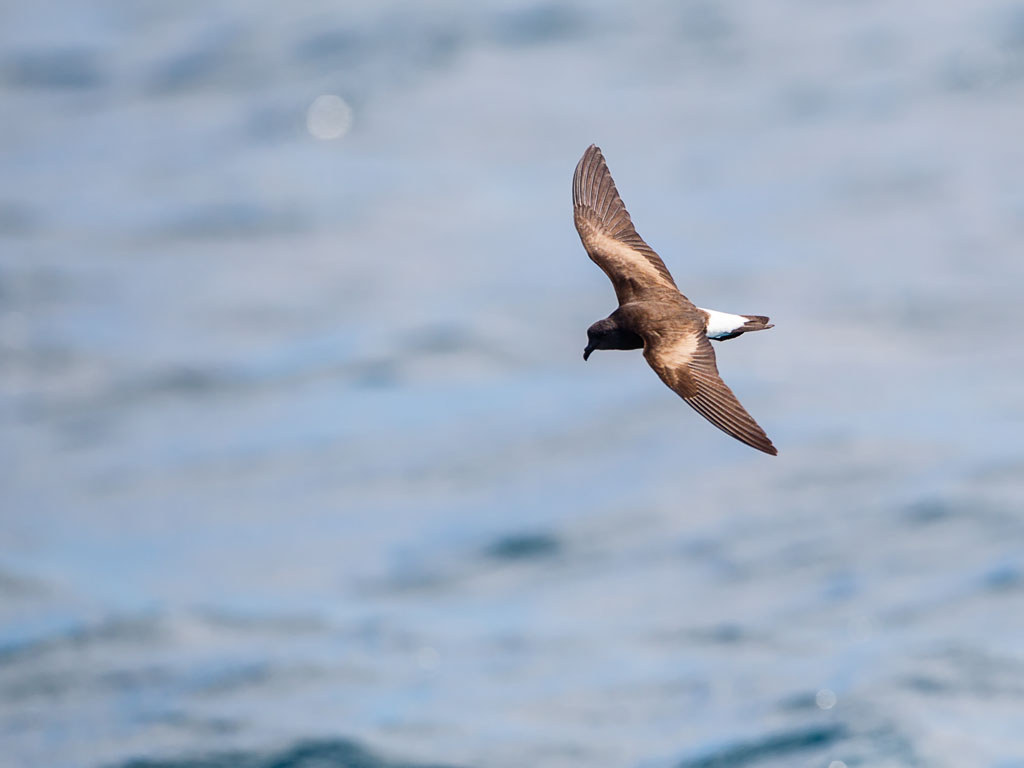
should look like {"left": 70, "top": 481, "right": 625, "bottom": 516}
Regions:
{"left": 111, "top": 738, "right": 465, "bottom": 768}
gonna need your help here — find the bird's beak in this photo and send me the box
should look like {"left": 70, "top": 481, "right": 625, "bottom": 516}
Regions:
{"left": 583, "top": 345, "right": 593, "bottom": 361}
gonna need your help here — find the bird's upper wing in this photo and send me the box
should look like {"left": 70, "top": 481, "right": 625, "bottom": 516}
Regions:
{"left": 573, "top": 145, "right": 680, "bottom": 305}
{"left": 642, "top": 328, "right": 777, "bottom": 455}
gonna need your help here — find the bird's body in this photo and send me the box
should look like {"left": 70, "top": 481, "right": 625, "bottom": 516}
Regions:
{"left": 573, "top": 144, "right": 777, "bottom": 455}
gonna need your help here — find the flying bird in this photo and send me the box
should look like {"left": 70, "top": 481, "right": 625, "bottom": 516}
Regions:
{"left": 573, "top": 144, "right": 777, "bottom": 455}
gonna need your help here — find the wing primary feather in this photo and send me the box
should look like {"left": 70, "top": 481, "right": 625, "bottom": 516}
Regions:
{"left": 583, "top": 146, "right": 598, "bottom": 205}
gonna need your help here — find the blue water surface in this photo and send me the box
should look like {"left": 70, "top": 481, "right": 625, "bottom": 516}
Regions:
{"left": 2, "top": 1, "right": 1024, "bottom": 767}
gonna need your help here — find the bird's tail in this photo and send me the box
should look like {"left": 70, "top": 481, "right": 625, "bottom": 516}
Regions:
{"left": 701, "top": 308, "right": 775, "bottom": 341}
{"left": 738, "top": 314, "right": 773, "bottom": 333}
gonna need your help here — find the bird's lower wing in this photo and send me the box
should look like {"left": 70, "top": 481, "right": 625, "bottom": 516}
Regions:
{"left": 643, "top": 331, "right": 777, "bottom": 455}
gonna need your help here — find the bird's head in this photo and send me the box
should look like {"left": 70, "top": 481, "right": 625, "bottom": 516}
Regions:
{"left": 584, "top": 318, "right": 616, "bottom": 361}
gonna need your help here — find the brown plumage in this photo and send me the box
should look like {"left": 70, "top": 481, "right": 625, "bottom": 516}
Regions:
{"left": 573, "top": 144, "right": 777, "bottom": 456}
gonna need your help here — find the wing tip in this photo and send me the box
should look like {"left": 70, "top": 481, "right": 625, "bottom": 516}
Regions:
{"left": 574, "top": 145, "right": 601, "bottom": 205}
{"left": 576, "top": 144, "right": 605, "bottom": 178}
{"left": 573, "top": 143, "right": 619, "bottom": 218}
{"left": 724, "top": 426, "right": 777, "bottom": 456}
{"left": 734, "top": 420, "right": 777, "bottom": 456}
{"left": 723, "top": 420, "right": 778, "bottom": 456}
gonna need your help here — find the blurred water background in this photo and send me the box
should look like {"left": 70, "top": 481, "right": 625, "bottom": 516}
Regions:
{"left": 2, "top": 1, "right": 1024, "bottom": 766}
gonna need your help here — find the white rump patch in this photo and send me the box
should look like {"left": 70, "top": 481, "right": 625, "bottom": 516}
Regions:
{"left": 700, "top": 308, "right": 747, "bottom": 339}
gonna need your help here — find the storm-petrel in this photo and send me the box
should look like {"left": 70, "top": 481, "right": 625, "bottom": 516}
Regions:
{"left": 573, "top": 144, "right": 777, "bottom": 455}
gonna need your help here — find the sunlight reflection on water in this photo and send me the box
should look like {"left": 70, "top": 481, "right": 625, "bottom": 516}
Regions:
{"left": 306, "top": 94, "right": 354, "bottom": 141}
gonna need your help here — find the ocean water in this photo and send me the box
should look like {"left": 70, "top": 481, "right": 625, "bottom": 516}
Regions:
{"left": 2, "top": 1, "right": 1024, "bottom": 767}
